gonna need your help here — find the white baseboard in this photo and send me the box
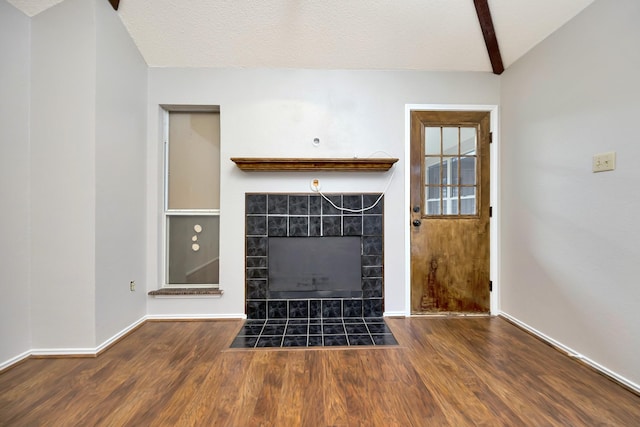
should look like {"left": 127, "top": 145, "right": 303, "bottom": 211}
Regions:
{"left": 383, "top": 311, "right": 407, "bottom": 317}
{"left": 500, "top": 311, "right": 640, "bottom": 394}
{"left": 145, "top": 313, "right": 246, "bottom": 320}
{"left": 0, "top": 315, "right": 244, "bottom": 370}
{"left": 0, "top": 350, "right": 31, "bottom": 371}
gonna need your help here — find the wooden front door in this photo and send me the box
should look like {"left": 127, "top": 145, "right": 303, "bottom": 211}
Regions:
{"left": 410, "top": 111, "right": 491, "bottom": 314}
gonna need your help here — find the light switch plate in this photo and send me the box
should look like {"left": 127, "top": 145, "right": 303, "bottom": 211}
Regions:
{"left": 592, "top": 152, "right": 616, "bottom": 172}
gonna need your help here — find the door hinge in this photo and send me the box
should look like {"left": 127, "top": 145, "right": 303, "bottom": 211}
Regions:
{"left": 489, "top": 206, "right": 493, "bottom": 217}
{"left": 490, "top": 132, "right": 493, "bottom": 143}
{"left": 489, "top": 281, "right": 493, "bottom": 292}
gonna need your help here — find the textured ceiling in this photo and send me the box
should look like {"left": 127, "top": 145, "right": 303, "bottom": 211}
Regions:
{"left": 7, "top": 0, "right": 596, "bottom": 71}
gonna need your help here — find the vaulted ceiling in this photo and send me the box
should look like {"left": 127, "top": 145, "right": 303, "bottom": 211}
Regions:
{"left": 7, "top": 0, "right": 595, "bottom": 72}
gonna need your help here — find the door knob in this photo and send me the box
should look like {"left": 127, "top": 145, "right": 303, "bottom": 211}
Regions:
{"left": 412, "top": 219, "right": 421, "bottom": 227}
{"left": 413, "top": 206, "right": 420, "bottom": 213}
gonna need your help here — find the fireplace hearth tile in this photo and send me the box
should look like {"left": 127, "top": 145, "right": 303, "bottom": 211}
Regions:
{"left": 309, "top": 300, "right": 322, "bottom": 318}
{"left": 347, "top": 334, "right": 374, "bottom": 346}
{"left": 246, "top": 237, "right": 267, "bottom": 256}
{"left": 343, "top": 300, "right": 363, "bottom": 317}
{"left": 288, "top": 300, "right": 309, "bottom": 318}
{"left": 363, "top": 299, "right": 383, "bottom": 317}
{"left": 363, "top": 215, "right": 383, "bottom": 236}
{"left": 323, "top": 335, "right": 348, "bottom": 346}
{"left": 363, "top": 194, "right": 383, "bottom": 214}
{"left": 322, "top": 300, "right": 342, "bottom": 318}
{"left": 246, "top": 301, "right": 266, "bottom": 319}
{"left": 230, "top": 317, "right": 398, "bottom": 349}
{"left": 246, "top": 215, "right": 267, "bottom": 236}
{"left": 267, "top": 300, "right": 288, "bottom": 319}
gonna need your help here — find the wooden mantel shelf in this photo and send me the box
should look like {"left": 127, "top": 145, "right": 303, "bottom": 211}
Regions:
{"left": 230, "top": 157, "right": 398, "bottom": 172}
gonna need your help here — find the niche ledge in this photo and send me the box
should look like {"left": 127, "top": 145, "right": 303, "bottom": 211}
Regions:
{"left": 148, "top": 288, "right": 223, "bottom": 298}
{"left": 230, "top": 157, "right": 398, "bottom": 172}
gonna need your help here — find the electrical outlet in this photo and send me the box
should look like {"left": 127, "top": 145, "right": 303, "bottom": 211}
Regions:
{"left": 592, "top": 152, "right": 616, "bottom": 172}
{"left": 129, "top": 281, "right": 136, "bottom": 292}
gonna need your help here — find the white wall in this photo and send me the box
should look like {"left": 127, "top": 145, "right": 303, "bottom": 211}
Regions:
{"left": 146, "top": 69, "right": 500, "bottom": 316}
{"left": 94, "top": 0, "right": 148, "bottom": 344}
{"left": 501, "top": 0, "right": 640, "bottom": 387}
{"left": 0, "top": 1, "right": 32, "bottom": 366}
{"left": 30, "top": 0, "right": 97, "bottom": 349}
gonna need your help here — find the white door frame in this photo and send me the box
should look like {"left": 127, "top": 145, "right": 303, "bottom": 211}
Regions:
{"left": 404, "top": 104, "right": 500, "bottom": 315}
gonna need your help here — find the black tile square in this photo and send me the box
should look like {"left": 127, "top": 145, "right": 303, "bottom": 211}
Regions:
{"left": 246, "top": 257, "right": 267, "bottom": 268}
{"left": 308, "top": 324, "right": 322, "bottom": 335}
{"left": 246, "top": 237, "right": 268, "bottom": 256}
{"left": 371, "top": 334, "right": 398, "bottom": 346}
{"left": 309, "top": 216, "right": 322, "bottom": 236}
{"left": 323, "top": 335, "right": 348, "bottom": 346}
{"left": 246, "top": 215, "right": 267, "bottom": 236}
{"left": 322, "top": 318, "right": 343, "bottom": 324}
{"left": 309, "top": 300, "right": 322, "bottom": 318}
{"left": 363, "top": 215, "right": 383, "bottom": 236}
{"left": 262, "top": 324, "right": 286, "bottom": 335}
{"left": 322, "top": 216, "right": 341, "bottom": 236}
{"left": 348, "top": 334, "right": 374, "bottom": 346}
{"left": 323, "top": 324, "right": 345, "bottom": 335}
{"left": 246, "top": 194, "right": 267, "bottom": 214}
{"left": 322, "top": 195, "right": 342, "bottom": 215}
{"left": 246, "top": 279, "right": 267, "bottom": 299}
{"left": 288, "top": 195, "right": 309, "bottom": 215}
{"left": 343, "top": 216, "right": 362, "bottom": 236}
{"left": 268, "top": 194, "right": 288, "bottom": 214}
{"left": 289, "top": 216, "right": 308, "bottom": 237}
{"left": 362, "top": 255, "right": 383, "bottom": 267}
{"left": 267, "top": 300, "right": 288, "bottom": 319}
{"left": 322, "top": 300, "right": 342, "bottom": 318}
{"left": 246, "top": 268, "right": 267, "bottom": 279}
{"left": 363, "top": 194, "right": 383, "bottom": 214}
{"left": 268, "top": 216, "right": 288, "bottom": 236}
{"left": 309, "top": 196, "right": 322, "bottom": 215}
{"left": 256, "top": 336, "right": 284, "bottom": 347}
{"left": 238, "top": 323, "right": 265, "bottom": 336}
{"left": 362, "top": 236, "right": 383, "bottom": 255}
{"left": 246, "top": 301, "right": 266, "bottom": 319}
{"left": 343, "top": 318, "right": 365, "bottom": 324}
{"left": 288, "top": 319, "right": 309, "bottom": 324}
{"left": 362, "top": 278, "right": 383, "bottom": 298}
{"left": 230, "top": 336, "right": 258, "bottom": 348}
{"left": 363, "top": 299, "right": 383, "bottom": 317}
{"left": 282, "top": 336, "right": 308, "bottom": 347}
{"left": 343, "top": 195, "right": 362, "bottom": 211}
{"left": 285, "top": 324, "right": 308, "bottom": 336}
{"left": 343, "top": 300, "right": 363, "bottom": 318}
{"left": 308, "top": 336, "right": 323, "bottom": 347}
{"left": 288, "top": 300, "right": 309, "bottom": 318}
{"left": 345, "top": 324, "right": 368, "bottom": 334}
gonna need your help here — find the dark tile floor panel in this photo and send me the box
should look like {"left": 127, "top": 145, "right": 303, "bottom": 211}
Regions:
{"left": 230, "top": 317, "right": 398, "bottom": 348}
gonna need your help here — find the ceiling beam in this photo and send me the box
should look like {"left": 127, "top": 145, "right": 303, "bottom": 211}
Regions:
{"left": 108, "top": 0, "right": 120, "bottom": 11}
{"left": 473, "top": 0, "right": 504, "bottom": 75}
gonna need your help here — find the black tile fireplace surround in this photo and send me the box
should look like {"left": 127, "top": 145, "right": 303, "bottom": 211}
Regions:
{"left": 245, "top": 193, "right": 385, "bottom": 320}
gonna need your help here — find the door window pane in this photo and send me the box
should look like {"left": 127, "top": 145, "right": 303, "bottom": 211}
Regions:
{"left": 460, "top": 157, "right": 476, "bottom": 185}
{"left": 442, "top": 127, "right": 458, "bottom": 154}
{"left": 425, "top": 127, "right": 441, "bottom": 155}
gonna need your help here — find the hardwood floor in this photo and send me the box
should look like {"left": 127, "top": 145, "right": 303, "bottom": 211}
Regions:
{"left": 1, "top": 317, "right": 639, "bottom": 426}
